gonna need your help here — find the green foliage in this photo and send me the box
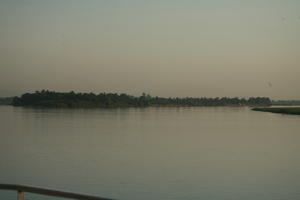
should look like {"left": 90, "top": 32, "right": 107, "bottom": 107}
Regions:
{"left": 12, "top": 90, "right": 272, "bottom": 108}
{"left": 272, "top": 100, "right": 300, "bottom": 106}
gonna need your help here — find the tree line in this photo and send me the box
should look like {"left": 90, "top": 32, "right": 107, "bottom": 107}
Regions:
{"left": 272, "top": 100, "right": 300, "bottom": 106}
{"left": 12, "top": 90, "right": 272, "bottom": 108}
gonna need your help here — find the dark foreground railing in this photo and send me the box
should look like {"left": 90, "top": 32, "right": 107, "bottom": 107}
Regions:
{"left": 0, "top": 184, "right": 115, "bottom": 200}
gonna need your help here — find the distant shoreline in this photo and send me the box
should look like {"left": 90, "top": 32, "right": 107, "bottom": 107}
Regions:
{"left": 252, "top": 107, "right": 300, "bottom": 115}
{"left": 11, "top": 90, "right": 272, "bottom": 108}
{"left": 6, "top": 104, "right": 258, "bottom": 109}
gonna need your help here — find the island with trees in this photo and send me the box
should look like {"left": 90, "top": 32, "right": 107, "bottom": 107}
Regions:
{"left": 11, "top": 90, "right": 271, "bottom": 108}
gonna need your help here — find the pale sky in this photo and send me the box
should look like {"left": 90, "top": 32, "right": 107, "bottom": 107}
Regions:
{"left": 0, "top": 0, "right": 299, "bottom": 99}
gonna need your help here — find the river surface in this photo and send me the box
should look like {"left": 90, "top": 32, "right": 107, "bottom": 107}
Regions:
{"left": 0, "top": 105, "right": 299, "bottom": 200}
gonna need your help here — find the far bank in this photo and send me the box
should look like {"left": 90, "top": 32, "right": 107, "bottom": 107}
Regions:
{"left": 252, "top": 107, "right": 300, "bottom": 115}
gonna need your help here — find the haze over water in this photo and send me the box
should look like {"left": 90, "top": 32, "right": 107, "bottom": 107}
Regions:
{"left": 1, "top": 0, "right": 300, "bottom": 99}
{"left": 1, "top": 106, "right": 300, "bottom": 200}
{"left": 1, "top": 1, "right": 300, "bottom": 200}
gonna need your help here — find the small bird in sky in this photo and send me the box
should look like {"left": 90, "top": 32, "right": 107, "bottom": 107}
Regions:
{"left": 268, "top": 82, "right": 272, "bottom": 87}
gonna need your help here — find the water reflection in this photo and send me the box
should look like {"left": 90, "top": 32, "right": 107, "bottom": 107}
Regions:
{"left": 0, "top": 105, "right": 299, "bottom": 200}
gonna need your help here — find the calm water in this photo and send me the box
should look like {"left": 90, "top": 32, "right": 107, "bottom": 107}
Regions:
{"left": 0, "top": 105, "right": 300, "bottom": 200}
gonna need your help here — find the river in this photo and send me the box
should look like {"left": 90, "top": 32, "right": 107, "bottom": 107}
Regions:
{"left": 0, "top": 105, "right": 299, "bottom": 200}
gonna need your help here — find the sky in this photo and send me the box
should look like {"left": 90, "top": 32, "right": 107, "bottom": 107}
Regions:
{"left": 0, "top": 0, "right": 299, "bottom": 100}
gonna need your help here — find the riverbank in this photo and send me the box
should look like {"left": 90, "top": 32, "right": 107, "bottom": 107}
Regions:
{"left": 12, "top": 90, "right": 272, "bottom": 108}
{"left": 252, "top": 107, "right": 300, "bottom": 115}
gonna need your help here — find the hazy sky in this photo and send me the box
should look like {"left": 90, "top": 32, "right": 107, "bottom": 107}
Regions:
{"left": 1, "top": 0, "right": 299, "bottom": 99}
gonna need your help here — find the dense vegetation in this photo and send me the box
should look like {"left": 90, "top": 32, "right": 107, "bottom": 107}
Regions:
{"left": 252, "top": 107, "right": 300, "bottom": 115}
{"left": 272, "top": 100, "right": 300, "bottom": 106}
{"left": 12, "top": 90, "right": 272, "bottom": 108}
